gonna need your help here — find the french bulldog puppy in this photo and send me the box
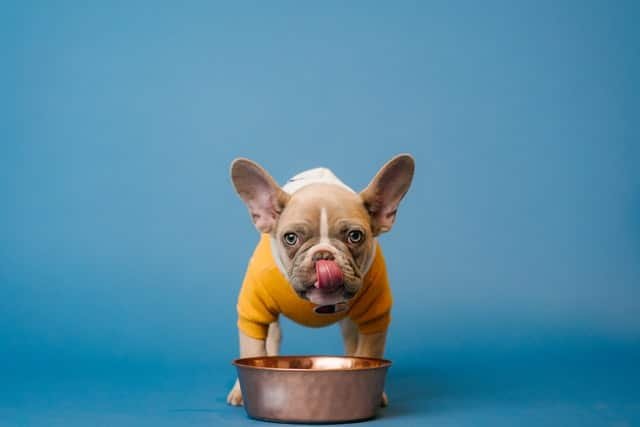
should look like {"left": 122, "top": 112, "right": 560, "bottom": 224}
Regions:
{"left": 227, "top": 154, "right": 414, "bottom": 407}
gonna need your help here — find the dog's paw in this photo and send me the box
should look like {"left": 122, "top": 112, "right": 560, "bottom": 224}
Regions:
{"left": 226, "top": 379, "right": 243, "bottom": 406}
{"left": 380, "top": 391, "right": 388, "bottom": 407}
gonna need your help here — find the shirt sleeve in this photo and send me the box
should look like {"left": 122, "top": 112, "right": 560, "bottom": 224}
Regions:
{"left": 236, "top": 264, "right": 279, "bottom": 340}
{"left": 348, "top": 243, "right": 393, "bottom": 335}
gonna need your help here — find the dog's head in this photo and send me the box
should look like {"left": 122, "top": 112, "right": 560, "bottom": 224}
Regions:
{"left": 230, "top": 155, "right": 414, "bottom": 308}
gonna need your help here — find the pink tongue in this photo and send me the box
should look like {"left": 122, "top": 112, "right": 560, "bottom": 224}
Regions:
{"left": 315, "top": 260, "right": 344, "bottom": 291}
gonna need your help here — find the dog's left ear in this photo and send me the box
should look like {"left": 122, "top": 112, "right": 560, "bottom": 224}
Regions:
{"left": 230, "top": 158, "right": 290, "bottom": 234}
{"left": 360, "top": 154, "right": 415, "bottom": 236}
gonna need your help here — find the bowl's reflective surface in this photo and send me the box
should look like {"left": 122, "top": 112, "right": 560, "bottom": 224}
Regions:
{"left": 234, "top": 355, "right": 391, "bottom": 371}
{"left": 233, "top": 355, "right": 391, "bottom": 424}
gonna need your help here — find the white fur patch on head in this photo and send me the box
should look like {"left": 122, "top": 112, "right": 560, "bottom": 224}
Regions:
{"left": 282, "top": 168, "right": 354, "bottom": 194}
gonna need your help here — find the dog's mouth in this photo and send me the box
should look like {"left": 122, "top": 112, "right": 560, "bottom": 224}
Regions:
{"left": 292, "top": 259, "right": 359, "bottom": 309}
{"left": 306, "top": 260, "right": 353, "bottom": 306}
{"left": 314, "top": 260, "right": 343, "bottom": 291}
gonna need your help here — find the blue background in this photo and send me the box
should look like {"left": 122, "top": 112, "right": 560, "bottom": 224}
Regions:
{"left": 3, "top": 1, "right": 639, "bottom": 426}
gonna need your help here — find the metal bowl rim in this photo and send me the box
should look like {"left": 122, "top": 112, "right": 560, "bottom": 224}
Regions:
{"left": 232, "top": 354, "right": 392, "bottom": 372}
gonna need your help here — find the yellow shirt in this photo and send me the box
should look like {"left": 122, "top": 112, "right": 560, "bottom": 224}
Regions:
{"left": 237, "top": 234, "right": 393, "bottom": 340}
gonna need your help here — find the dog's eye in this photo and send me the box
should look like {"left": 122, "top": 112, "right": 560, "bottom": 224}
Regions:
{"left": 283, "top": 232, "right": 298, "bottom": 246}
{"left": 347, "top": 230, "right": 364, "bottom": 244}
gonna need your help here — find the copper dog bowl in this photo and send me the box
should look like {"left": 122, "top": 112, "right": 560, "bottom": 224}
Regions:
{"left": 233, "top": 355, "right": 391, "bottom": 423}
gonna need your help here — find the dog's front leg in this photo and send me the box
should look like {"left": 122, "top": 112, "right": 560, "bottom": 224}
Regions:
{"left": 354, "top": 330, "right": 389, "bottom": 407}
{"left": 227, "top": 322, "right": 281, "bottom": 406}
{"left": 227, "top": 330, "right": 267, "bottom": 406}
{"left": 340, "top": 318, "right": 359, "bottom": 356}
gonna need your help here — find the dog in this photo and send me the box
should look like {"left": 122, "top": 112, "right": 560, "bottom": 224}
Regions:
{"left": 227, "top": 154, "right": 414, "bottom": 407}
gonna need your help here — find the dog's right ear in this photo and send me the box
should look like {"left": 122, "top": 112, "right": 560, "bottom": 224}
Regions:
{"left": 360, "top": 154, "right": 415, "bottom": 236}
{"left": 230, "top": 158, "right": 290, "bottom": 234}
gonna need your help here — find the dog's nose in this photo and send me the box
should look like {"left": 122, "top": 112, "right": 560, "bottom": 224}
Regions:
{"left": 312, "top": 250, "right": 334, "bottom": 262}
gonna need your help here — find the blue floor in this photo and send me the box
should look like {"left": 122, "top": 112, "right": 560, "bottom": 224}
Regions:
{"left": 2, "top": 336, "right": 638, "bottom": 427}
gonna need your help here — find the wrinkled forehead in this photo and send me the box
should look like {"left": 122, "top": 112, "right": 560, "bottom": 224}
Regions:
{"left": 278, "top": 184, "right": 370, "bottom": 232}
